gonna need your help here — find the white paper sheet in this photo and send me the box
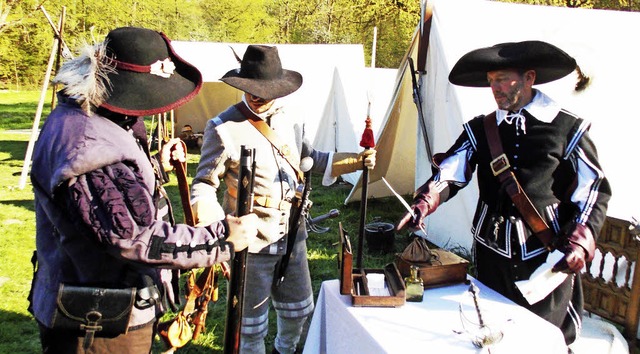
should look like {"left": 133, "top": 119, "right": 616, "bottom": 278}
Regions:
{"left": 515, "top": 250, "right": 568, "bottom": 305}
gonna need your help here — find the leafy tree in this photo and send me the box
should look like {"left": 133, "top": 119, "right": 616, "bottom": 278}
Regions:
{"left": 496, "top": 0, "right": 593, "bottom": 7}
{"left": 3, "top": 0, "right": 638, "bottom": 89}
{"left": 199, "top": 0, "right": 278, "bottom": 42}
{"left": 265, "top": 0, "right": 419, "bottom": 68}
{"left": 0, "top": 1, "right": 53, "bottom": 90}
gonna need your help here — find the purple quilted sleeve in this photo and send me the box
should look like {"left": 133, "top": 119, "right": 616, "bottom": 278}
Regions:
{"left": 65, "top": 162, "right": 233, "bottom": 269}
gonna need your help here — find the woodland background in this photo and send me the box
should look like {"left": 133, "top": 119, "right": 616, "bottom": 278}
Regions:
{"left": 1, "top": 0, "right": 640, "bottom": 353}
{"left": 1, "top": 0, "right": 640, "bottom": 91}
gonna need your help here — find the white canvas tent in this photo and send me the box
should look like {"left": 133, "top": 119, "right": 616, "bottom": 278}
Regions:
{"left": 349, "top": 0, "right": 640, "bottom": 253}
{"left": 313, "top": 66, "right": 397, "bottom": 184}
{"left": 344, "top": 0, "right": 640, "bottom": 344}
{"left": 170, "top": 42, "right": 395, "bottom": 149}
{"left": 345, "top": 30, "right": 422, "bottom": 202}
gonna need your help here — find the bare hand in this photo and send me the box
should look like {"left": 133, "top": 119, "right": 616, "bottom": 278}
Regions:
{"left": 160, "top": 138, "right": 186, "bottom": 172}
{"left": 225, "top": 214, "right": 259, "bottom": 252}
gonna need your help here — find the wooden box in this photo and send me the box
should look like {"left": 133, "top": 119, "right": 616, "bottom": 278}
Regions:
{"left": 394, "top": 249, "right": 469, "bottom": 289}
{"left": 338, "top": 223, "right": 406, "bottom": 307}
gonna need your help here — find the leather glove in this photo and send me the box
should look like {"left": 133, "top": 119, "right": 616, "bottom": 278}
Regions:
{"left": 396, "top": 181, "right": 441, "bottom": 231}
{"left": 330, "top": 150, "right": 376, "bottom": 177}
{"left": 161, "top": 138, "right": 186, "bottom": 172}
{"left": 552, "top": 223, "right": 595, "bottom": 273}
{"left": 192, "top": 199, "right": 224, "bottom": 227}
{"left": 224, "top": 214, "right": 259, "bottom": 252}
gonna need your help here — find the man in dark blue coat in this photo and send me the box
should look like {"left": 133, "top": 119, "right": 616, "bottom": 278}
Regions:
{"left": 398, "top": 41, "right": 611, "bottom": 346}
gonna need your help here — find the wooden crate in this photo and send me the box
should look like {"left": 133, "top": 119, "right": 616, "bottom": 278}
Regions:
{"left": 394, "top": 249, "right": 469, "bottom": 289}
{"left": 338, "top": 223, "right": 406, "bottom": 307}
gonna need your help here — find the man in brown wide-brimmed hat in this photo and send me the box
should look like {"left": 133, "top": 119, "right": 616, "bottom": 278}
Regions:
{"left": 397, "top": 40, "right": 611, "bottom": 347}
{"left": 29, "top": 26, "right": 259, "bottom": 354}
{"left": 190, "top": 44, "right": 376, "bottom": 354}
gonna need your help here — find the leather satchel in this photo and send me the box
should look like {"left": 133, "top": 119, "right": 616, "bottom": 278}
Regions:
{"left": 51, "top": 284, "right": 136, "bottom": 349}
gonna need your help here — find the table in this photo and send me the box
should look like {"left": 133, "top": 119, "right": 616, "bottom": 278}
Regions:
{"left": 303, "top": 278, "right": 568, "bottom": 354}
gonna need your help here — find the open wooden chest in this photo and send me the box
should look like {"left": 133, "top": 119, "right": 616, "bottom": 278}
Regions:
{"left": 338, "top": 223, "right": 405, "bottom": 307}
{"left": 394, "top": 247, "right": 469, "bottom": 289}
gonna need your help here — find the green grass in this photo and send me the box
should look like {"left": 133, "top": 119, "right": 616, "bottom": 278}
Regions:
{"left": 0, "top": 90, "right": 412, "bottom": 353}
{"left": 0, "top": 130, "right": 40, "bottom": 354}
{"left": 0, "top": 90, "right": 52, "bottom": 131}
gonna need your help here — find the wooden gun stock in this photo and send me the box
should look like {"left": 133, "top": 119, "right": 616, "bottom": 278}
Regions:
{"left": 224, "top": 146, "right": 255, "bottom": 354}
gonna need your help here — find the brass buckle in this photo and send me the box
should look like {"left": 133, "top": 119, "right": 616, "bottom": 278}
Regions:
{"left": 490, "top": 154, "right": 510, "bottom": 176}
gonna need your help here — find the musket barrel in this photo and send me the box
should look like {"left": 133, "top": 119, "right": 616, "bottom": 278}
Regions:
{"left": 223, "top": 146, "right": 254, "bottom": 354}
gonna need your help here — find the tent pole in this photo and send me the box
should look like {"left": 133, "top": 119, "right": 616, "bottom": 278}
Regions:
{"left": 18, "top": 10, "right": 65, "bottom": 189}
{"left": 371, "top": 26, "right": 377, "bottom": 68}
{"left": 50, "top": 6, "right": 66, "bottom": 109}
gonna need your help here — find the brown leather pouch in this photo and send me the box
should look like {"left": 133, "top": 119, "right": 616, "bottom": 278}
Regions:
{"left": 51, "top": 284, "right": 136, "bottom": 348}
{"left": 158, "top": 312, "right": 193, "bottom": 349}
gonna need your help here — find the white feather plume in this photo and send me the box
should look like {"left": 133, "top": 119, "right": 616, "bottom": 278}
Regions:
{"left": 53, "top": 41, "right": 115, "bottom": 113}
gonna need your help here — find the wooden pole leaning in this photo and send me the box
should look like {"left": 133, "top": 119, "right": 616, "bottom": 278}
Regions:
{"left": 18, "top": 7, "right": 66, "bottom": 190}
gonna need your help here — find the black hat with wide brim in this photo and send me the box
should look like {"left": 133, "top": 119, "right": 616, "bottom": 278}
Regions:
{"left": 448, "top": 40, "right": 576, "bottom": 87}
{"left": 100, "top": 27, "right": 202, "bottom": 116}
{"left": 220, "top": 45, "right": 302, "bottom": 100}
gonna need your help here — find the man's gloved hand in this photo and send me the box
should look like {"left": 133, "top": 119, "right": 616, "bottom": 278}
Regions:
{"left": 192, "top": 199, "right": 222, "bottom": 227}
{"left": 396, "top": 181, "right": 441, "bottom": 231}
{"left": 552, "top": 223, "right": 596, "bottom": 273}
{"left": 331, "top": 150, "right": 376, "bottom": 177}
{"left": 225, "top": 214, "right": 259, "bottom": 252}
{"left": 160, "top": 138, "right": 186, "bottom": 172}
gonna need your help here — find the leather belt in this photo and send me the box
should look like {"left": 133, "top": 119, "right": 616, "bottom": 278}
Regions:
{"left": 227, "top": 187, "right": 292, "bottom": 211}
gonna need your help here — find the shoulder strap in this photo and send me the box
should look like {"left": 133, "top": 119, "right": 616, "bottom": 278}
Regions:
{"left": 482, "top": 112, "right": 554, "bottom": 249}
{"left": 234, "top": 102, "right": 304, "bottom": 182}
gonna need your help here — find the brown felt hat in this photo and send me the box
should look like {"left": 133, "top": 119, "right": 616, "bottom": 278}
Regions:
{"left": 99, "top": 27, "right": 202, "bottom": 116}
{"left": 449, "top": 40, "right": 576, "bottom": 87}
{"left": 220, "top": 45, "right": 302, "bottom": 100}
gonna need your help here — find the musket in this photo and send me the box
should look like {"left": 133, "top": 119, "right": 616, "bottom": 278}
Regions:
{"left": 223, "top": 146, "right": 256, "bottom": 354}
{"left": 306, "top": 209, "right": 340, "bottom": 234}
{"left": 274, "top": 156, "right": 314, "bottom": 287}
{"left": 408, "top": 57, "right": 433, "bottom": 162}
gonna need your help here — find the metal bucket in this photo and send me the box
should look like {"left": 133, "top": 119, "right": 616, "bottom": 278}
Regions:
{"left": 365, "top": 221, "right": 395, "bottom": 253}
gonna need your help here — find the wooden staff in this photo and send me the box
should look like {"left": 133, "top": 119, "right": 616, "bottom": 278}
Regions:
{"left": 356, "top": 105, "right": 375, "bottom": 269}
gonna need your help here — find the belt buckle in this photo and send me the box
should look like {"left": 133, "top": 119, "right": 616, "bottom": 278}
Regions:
{"left": 490, "top": 154, "right": 510, "bottom": 176}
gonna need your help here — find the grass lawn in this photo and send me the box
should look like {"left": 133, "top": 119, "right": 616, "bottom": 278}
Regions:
{"left": 0, "top": 90, "right": 411, "bottom": 353}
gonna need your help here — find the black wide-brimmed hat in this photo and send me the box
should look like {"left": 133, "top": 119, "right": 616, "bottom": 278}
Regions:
{"left": 220, "top": 45, "right": 303, "bottom": 100}
{"left": 100, "top": 27, "right": 202, "bottom": 116}
{"left": 448, "top": 40, "right": 576, "bottom": 87}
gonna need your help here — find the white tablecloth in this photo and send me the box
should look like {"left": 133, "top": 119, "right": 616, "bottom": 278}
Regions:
{"left": 303, "top": 278, "right": 568, "bottom": 354}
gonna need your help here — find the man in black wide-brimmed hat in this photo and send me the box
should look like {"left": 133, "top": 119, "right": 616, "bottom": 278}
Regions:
{"left": 29, "top": 27, "right": 259, "bottom": 354}
{"left": 190, "top": 45, "right": 376, "bottom": 354}
{"left": 397, "top": 40, "right": 611, "bottom": 347}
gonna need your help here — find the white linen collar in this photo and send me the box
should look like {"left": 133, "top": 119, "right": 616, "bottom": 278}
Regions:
{"left": 241, "top": 95, "right": 283, "bottom": 120}
{"left": 495, "top": 90, "right": 560, "bottom": 125}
